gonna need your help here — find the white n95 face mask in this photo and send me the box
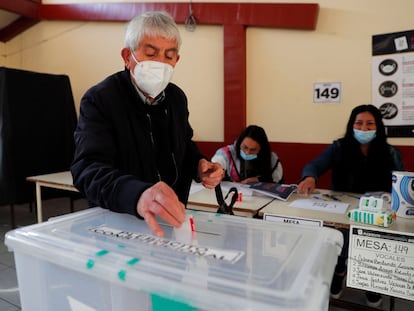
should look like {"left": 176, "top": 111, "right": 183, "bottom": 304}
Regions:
{"left": 130, "top": 52, "right": 174, "bottom": 98}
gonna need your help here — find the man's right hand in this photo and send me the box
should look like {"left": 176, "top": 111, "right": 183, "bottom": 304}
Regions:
{"left": 137, "top": 181, "right": 186, "bottom": 237}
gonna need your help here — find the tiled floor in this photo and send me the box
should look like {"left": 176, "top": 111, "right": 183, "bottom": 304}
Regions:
{"left": 1, "top": 197, "right": 89, "bottom": 311}
{"left": 1, "top": 198, "right": 414, "bottom": 311}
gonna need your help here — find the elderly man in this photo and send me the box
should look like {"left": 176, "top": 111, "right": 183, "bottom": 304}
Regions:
{"left": 71, "top": 11, "right": 223, "bottom": 237}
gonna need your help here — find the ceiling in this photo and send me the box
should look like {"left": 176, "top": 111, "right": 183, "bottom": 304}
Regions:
{"left": 0, "top": 0, "right": 41, "bottom": 43}
{"left": 0, "top": 10, "right": 19, "bottom": 29}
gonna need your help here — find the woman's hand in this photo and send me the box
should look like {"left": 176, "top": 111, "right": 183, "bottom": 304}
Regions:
{"left": 297, "top": 176, "right": 316, "bottom": 195}
{"left": 240, "top": 177, "right": 259, "bottom": 184}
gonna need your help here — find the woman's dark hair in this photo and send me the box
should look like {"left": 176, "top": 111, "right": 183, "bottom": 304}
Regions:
{"left": 337, "top": 104, "right": 394, "bottom": 192}
{"left": 235, "top": 125, "right": 273, "bottom": 181}
{"left": 344, "top": 104, "right": 387, "bottom": 143}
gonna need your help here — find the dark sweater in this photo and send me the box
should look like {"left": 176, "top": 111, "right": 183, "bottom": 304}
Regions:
{"left": 301, "top": 139, "right": 404, "bottom": 193}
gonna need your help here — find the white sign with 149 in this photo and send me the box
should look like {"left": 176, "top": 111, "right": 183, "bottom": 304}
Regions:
{"left": 313, "top": 82, "right": 341, "bottom": 103}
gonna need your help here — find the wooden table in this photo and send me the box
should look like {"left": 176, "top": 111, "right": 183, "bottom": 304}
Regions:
{"left": 26, "top": 171, "right": 78, "bottom": 223}
{"left": 259, "top": 189, "right": 414, "bottom": 233}
{"left": 25, "top": 175, "right": 274, "bottom": 221}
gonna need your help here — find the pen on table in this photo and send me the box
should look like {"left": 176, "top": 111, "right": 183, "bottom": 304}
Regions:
{"left": 312, "top": 195, "right": 328, "bottom": 201}
{"left": 323, "top": 193, "right": 341, "bottom": 201}
{"left": 345, "top": 194, "right": 361, "bottom": 200}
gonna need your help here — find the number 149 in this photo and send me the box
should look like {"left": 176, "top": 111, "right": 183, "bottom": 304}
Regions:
{"left": 313, "top": 82, "right": 341, "bottom": 103}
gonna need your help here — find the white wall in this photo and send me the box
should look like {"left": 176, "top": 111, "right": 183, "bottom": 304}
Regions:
{"left": 2, "top": 0, "right": 414, "bottom": 146}
{"left": 247, "top": 0, "right": 414, "bottom": 146}
{"left": 1, "top": 19, "right": 224, "bottom": 141}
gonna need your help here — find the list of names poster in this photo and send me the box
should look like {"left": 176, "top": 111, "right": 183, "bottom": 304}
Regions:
{"left": 348, "top": 226, "right": 414, "bottom": 301}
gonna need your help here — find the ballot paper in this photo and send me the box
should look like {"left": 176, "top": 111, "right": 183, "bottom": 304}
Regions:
{"left": 290, "top": 199, "right": 349, "bottom": 214}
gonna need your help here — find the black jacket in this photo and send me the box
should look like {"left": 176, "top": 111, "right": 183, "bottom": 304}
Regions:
{"left": 71, "top": 69, "right": 203, "bottom": 216}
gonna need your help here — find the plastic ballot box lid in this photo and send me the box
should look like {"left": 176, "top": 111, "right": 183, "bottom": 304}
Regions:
{"left": 5, "top": 207, "right": 343, "bottom": 311}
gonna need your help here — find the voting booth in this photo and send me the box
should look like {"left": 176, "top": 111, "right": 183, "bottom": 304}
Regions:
{"left": 5, "top": 208, "right": 343, "bottom": 311}
{"left": 0, "top": 67, "right": 78, "bottom": 228}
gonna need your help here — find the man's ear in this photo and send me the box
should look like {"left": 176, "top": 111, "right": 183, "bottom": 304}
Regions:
{"left": 121, "top": 48, "right": 132, "bottom": 69}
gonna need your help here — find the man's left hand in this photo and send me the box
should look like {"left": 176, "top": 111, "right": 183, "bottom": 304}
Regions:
{"left": 198, "top": 159, "right": 224, "bottom": 189}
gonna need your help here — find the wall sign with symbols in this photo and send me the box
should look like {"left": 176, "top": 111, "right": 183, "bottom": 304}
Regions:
{"left": 313, "top": 82, "right": 341, "bottom": 103}
{"left": 347, "top": 225, "right": 414, "bottom": 301}
{"left": 372, "top": 29, "right": 414, "bottom": 137}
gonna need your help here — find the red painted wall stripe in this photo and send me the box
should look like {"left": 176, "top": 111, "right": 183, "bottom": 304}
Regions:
{"left": 38, "top": 3, "right": 319, "bottom": 29}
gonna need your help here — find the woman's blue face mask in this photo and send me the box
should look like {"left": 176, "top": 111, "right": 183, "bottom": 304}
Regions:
{"left": 353, "top": 129, "right": 376, "bottom": 144}
{"left": 240, "top": 150, "right": 257, "bottom": 161}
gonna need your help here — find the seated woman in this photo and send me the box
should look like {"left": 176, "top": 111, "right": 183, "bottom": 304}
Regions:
{"left": 297, "top": 104, "right": 404, "bottom": 308}
{"left": 212, "top": 125, "right": 283, "bottom": 184}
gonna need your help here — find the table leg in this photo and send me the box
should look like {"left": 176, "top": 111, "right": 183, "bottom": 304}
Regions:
{"left": 10, "top": 204, "right": 16, "bottom": 229}
{"left": 36, "top": 183, "right": 43, "bottom": 223}
{"left": 390, "top": 296, "right": 395, "bottom": 311}
{"left": 70, "top": 197, "right": 74, "bottom": 213}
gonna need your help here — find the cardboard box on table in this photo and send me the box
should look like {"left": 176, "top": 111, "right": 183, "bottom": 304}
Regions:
{"left": 5, "top": 207, "right": 343, "bottom": 311}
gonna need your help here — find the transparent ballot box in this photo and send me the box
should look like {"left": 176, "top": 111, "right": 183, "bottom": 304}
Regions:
{"left": 5, "top": 207, "right": 343, "bottom": 311}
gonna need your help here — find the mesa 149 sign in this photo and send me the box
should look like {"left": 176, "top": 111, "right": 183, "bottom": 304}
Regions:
{"left": 313, "top": 82, "right": 341, "bottom": 103}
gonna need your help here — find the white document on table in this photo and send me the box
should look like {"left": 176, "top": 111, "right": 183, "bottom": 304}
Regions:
{"left": 189, "top": 183, "right": 205, "bottom": 194}
{"left": 220, "top": 181, "right": 254, "bottom": 196}
{"left": 190, "top": 182, "right": 254, "bottom": 196}
{"left": 290, "top": 199, "right": 349, "bottom": 214}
